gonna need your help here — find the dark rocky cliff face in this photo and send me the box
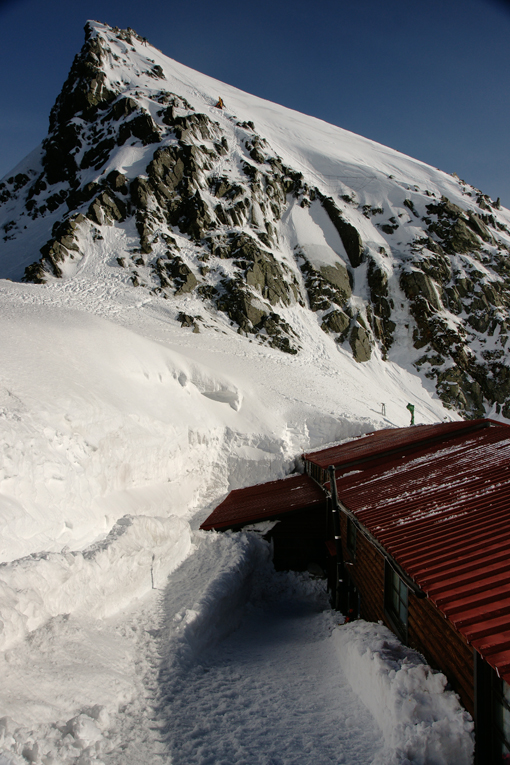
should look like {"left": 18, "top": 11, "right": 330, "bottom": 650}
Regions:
{"left": 2, "top": 21, "right": 510, "bottom": 418}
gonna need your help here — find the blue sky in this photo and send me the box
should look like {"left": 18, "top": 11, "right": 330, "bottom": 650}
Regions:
{"left": 1, "top": 0, "right": 509, "bottom": 206}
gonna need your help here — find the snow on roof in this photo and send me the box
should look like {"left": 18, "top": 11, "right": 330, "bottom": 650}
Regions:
{"left": 200, "top": 474, "right": 327, "bottom": 531}
{"left": 303, "top": 418, "right": 499, "bottom": 471}
{"left": 335, "top": 421, "right": 510, "bottom": 683}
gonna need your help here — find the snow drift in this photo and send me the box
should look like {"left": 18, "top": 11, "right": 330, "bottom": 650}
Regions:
{"left": 333, "top": 620, "right": 474, "bottom": 764}
{"left": 0, "top": 514, "right": 191, "bottom": 651}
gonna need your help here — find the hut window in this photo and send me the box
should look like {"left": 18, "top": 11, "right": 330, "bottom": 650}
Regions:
{"left": 384, "top": 563, "right": 408, "bottom": 640}
{"left": 494, "top": 678, "right": 510, "bottom": 760}
{"left": 346, "top": 517, "right": 357, "bottom": 558}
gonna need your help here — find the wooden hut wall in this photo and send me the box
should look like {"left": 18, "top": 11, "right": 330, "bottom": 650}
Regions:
{"left": 340, "top": 514, "right": 385, "bottom": 624}
{"left": 408, "top": 595, "right": 474, "bottom": 715}
{"left": 339, "top": 514, "right": 475, "bottom": 715}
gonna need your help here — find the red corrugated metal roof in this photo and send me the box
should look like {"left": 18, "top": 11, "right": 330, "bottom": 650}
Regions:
{"left": 304, "top": 419, "right": 497, "bottom": 472}
{"left": 335, "top": 423, "right": 510, "bottom": 683}
{"left": 200, "top": 474, "right": 327, "bottom": 531}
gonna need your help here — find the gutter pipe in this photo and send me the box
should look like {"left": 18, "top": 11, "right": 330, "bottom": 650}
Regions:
{"left": 328, "top": 465, "right": 345, "bottom": 610}
{"left": 327, "top": 466, "right": 426, "bottom": 600}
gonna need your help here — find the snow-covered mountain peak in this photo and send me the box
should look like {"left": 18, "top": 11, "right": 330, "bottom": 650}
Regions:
{"left": 2, "top": 21, "right": 510, "bottom": 418}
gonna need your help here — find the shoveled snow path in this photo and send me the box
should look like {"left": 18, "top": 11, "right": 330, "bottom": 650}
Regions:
{"left": 161, "top": 595, "right": 382, "bottom": 764}
{"left": 147, "top": 534, "right": 383, "bottom": 765}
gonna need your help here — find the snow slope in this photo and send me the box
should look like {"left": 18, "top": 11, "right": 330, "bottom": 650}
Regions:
{"left": 0, "top": 247, "right": 471, "bottom": 763}
{"left": 0, "top": 247, "right": 473, "bottom": 764}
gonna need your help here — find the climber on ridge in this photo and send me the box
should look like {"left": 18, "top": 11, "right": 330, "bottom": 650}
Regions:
{"left": 215, "top": 97, "right": 225, "bottom": 109}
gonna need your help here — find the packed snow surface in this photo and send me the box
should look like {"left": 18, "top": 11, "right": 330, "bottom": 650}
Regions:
{"left": 0, "top": 19, "right": 478, "bottom": 764}
{"left": 0, "top": 531, "right": 473, "bottom": 764}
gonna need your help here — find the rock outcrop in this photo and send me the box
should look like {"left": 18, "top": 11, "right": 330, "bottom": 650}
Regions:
{"left": 2, "top": 21, "right": 510, "bottom": 417}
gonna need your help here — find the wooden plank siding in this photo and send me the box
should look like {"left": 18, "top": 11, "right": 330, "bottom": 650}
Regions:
{"left": 409, "top": 595, "right": 474, "bottom": 715}
{"left": 339, "top": 513, "right": 475, "bottom": 715}
{"left": 342, "top": 521, "right": 386, "bottom": 624}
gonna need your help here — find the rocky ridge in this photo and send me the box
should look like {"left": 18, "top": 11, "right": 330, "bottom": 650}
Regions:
{"left": 1, "top": 21, "right": 510, "bottom": 416}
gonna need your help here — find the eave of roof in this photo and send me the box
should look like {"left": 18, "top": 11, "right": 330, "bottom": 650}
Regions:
{"left": 200, "top": 473, "right": 327, "bottom": 531}
{"left": 336, "top": 423, "right": 510, "bottom": 682}
{"left": 304, "top": 418, "right": 502, "bottom": 472}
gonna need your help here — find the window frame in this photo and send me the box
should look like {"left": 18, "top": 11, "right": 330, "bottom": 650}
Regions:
{"left": 493, "top": 677, "right": 510, "bottom": 761}
{"left": 475, "top": 653, "right": 510, "bottom": 763}
{"left": 346, "top": 516, "right": 357, "bottom": 559}
{"left": 384, "top": 561, "right": 409, "bottom": 642}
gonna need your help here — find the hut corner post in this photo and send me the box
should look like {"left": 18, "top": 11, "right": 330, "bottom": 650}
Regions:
{"left": 328, "top": 465, "right": 346, "bottom": 612}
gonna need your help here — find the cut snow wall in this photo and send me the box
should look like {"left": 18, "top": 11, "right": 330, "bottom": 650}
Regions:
{"left": 0, "top": 515, "right": 191, "bottom": 651}
{"left": 332, "top": 620, "right": 474, "bottom": 765}
{"left": 160, "top": 530, "right": 271, "bottom": 671}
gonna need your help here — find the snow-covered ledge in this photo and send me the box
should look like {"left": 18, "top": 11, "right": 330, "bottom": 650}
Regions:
{"left": 332, "top": 620, "right": 474, "bottom": 765}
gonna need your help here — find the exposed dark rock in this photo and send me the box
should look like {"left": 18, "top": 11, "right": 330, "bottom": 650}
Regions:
{"left": 226, "top": 234, "right": 297, "bottom": 307}
{"left": 148, "top": 65, "right": 165, "bottom": 79}
{"left": 400, "top": 269, "right": 442, "bottom": 311}
{"left": 172, "top": 112, "right": 214, "bottom": 142}
{"left": 105, "top": 171, "right": 128, "bottom": 194}
{"left": 105, "top": 96, "right": 138, "bottom": 122}
{"left": 42, "top": 122, "right": 82, "bottom": 184}
{"left": 118, "top": 113, "right": 161, "bottom": 146}
{"left": 87, "top": 191, "right": 127, "bottom": 225}
{"left": 21, "top": 262, "right": 48, "bottom": 284}
{"left": 49, "top": 23, "right": 117, "bottom": 131}
{"left": 130, "top": 177, "right": 152, "bottom": 210}
{"left": 245, "top": 254, "right": 283, "bottom": 303}
{"left": 425, "top": 196, "right": 482, "bottom": 254}
{"left": 164, "top": 256, "right": 198, "bottom": 294}
{"left": 148, "top": 146, "right": 186, "bottom": 197}
{"left": 172, "top": 191, "right": 213, "bottom": 241}
{"left": 45, "top": 190, "right": 69, "bottom": 213}
{"left": 255, "top": 313, "right": 299, "bottom": 354}
{"left": 216, "top": 281, "right": 267, "bottom": 331}
{"left": 299, "top": 256, "right": 351, "bottom": 313}
{"left": 319, "top": 264, "right": 352, "bottom": 299}
{"left": 367, "top": 259, "right": 395, "bottom": 355}
{"left": 435, "top": 367, "right": 484, "bottom": 417}
{"left": 65, "top": 182, "right": 102, "bottom": 211}
{"left": 466, "top": 212, "right": 492, "bottom": 242}
{"left": 321, "top": 309, "right": 350, "bottom": 337}
{"left": 381, "top": 223, "right": 399, "bottom": 235}
{"left": 350, "top": 324, "right": 371, "bottom": 362}
{"left": 81, "top": 137, "right": 117, "bottom": 170}
{"left": 403, "top": 199, "right": 419, "bottom": 217}
{"left": 320, "top": 196, "right": 364, "bottom": 267}
{"left": 22, "top": 214, "right": 87, "bottom": 282}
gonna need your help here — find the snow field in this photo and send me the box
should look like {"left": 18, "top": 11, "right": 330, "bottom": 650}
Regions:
{"left": 0, "top": 527, "right": 475, "bottom": 764}
{"left": 0, "top": 278, "right": 451, "bottom": 563}
{"left": 0, "top": 278, "right": 466, "bottom": 762}
{"left": 159, "top": 561, "right": 384, "bottom": 764}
